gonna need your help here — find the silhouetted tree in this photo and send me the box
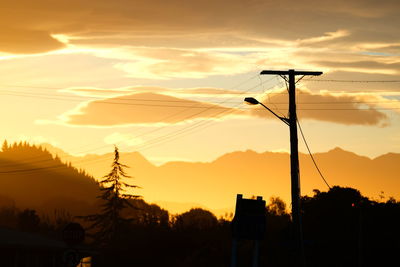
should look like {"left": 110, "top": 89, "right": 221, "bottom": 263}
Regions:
{"left": 125, "top": 199, "right": 169, "bottom": 227}
{"left": 82, "top": 146, "right": 140, "bottom": 245}
{"left": 174, "top": 208, "right": 218, "bottom": 230}
{"left": 1, "top": 140, "right": 9, "bottom": 152}
{"left": 267, "top": 196, "right": 287, "bottom": 216}
{"left": 264, "top": 196, "right": 291, "bottom": 259}
{"left": 0, "top": 206, "right": 18, "bottom": 228}
{"left": 17, "top": 209, "right": 40, "bottom": 232}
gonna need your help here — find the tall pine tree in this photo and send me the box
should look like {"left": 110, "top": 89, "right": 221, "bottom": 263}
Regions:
{"left": 83, "top": 146, "right": 140, "bottom": 245}
{"left": 2, "top": 140, "right": 9, "bottom": 152}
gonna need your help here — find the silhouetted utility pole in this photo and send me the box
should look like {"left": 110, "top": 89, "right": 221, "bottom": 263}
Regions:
{"left": 260, "top": 69, "right": 322, "bottom": 266}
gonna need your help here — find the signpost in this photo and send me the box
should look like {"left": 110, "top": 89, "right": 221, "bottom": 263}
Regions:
{"left": 62, "top": 223, "right": 85, "bottom": 266}
{"left": 231, "top": 194, "right": 266, "bottom": 267}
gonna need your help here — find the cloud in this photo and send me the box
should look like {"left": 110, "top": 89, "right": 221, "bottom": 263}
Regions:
{"left": 60, "top": 86, "right": 157, "bottom": 98}
{"left": 0, "top": 0, "right": 399, "bottom": 85}
{"left": 112, "top": 48, "right": 255, "bottom": 79}
{"left": 177, "top": 88, "right": 246, "bottom": 96}
{"left": 62, "top": 92, "right": 243, "bottom": 126}
{"left": 368, "top": 44, "right": 400, "bottom": 55}
{"left": 248, "top": 89, "right": 392, "bottom": 126}
{"left": 0, "top": 27, "right": 65, "bottom": 54}
{"left": 302, "top": 71, "right": 400, "bottom": 93}
{"left": 52, "top": 85, "right": 397, "bottom": 127}
{"left": 1, "top": 0, "right": 399, "bottom": 53}
{"left": 313, "top": 60, "right": 400, "bottom": 75}
{"left": 63, "top": 86, "right": 248, "bottom": 98}
{"left": 298, "top": 30, "right": 350, "bottom": 45}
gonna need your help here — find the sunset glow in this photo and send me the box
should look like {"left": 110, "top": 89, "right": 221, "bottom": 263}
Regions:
{"left": 1, "top": 0, "right": 400, "bottom": 213}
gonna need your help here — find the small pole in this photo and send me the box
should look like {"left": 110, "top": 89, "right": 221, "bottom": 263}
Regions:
{"left": 231, "top": 194, "right": 242, "bottom": 267}
{"left": 252, "top": 240, "right": 260, "bottom": 267}
{"left": 358, "top": 206, "right": 363, "bottom": 267}
{"left": 231, "top": 238, "right": 238, "bottom": 267}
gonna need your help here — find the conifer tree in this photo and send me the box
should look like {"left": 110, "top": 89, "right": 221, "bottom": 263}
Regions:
{"left": 2, "top": 140, "right": 9, "bottom": 152}
{"left": 83, "top": 146, "right": 140, "bottom": 244}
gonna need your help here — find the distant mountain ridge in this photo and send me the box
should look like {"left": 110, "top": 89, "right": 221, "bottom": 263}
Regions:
{"left": 40, "top": 144, "right": 400, "bottom": 214}
{"left": 0, "top": 142, "right": 100, "bottom": 215}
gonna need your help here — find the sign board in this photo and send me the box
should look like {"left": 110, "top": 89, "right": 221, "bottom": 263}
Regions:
{"left": 62, "top": 222, "right": 85, "bottom": 246}
{"left": 231, "top": 194, "right": 266, "bottom": 240}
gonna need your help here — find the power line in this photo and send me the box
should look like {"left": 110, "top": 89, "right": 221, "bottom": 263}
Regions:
{"left": 77, "top": 75, "right": 264, "bottom": 154}
{"left": 135, "top": 76, "right": 284, "bottom": 151}
{"left": 118, "top": 75, "right": 273, "bottom": 151}
{"left": 1, "top": 75, "right": 271, "bottom": 161}
{"left": 0, "top": 74, "right": 264, "bottom": 171}
{"left": 0, "top": 90, "right": 248, "bottom": 102}
{"left": 2, "top": 86, "right": 399, "bottom": 169}
{"left": 254, "top": 107, "right": 400, "bottom": 111}
{"left": 2, "top": 78, "right": 400, "bottom": 91}
{"left": 1, "top": 74, "right": 399, "bottom": 172}
{"left": 295, "top": 107, "right": 400, "bottom": 110}
{"left": 297, "top": 119, "right": 331, "bottom": 189}
{"left": 0, "top": 84, "right": 64, "bottom": 90}
{"left": 0, "top": 156, "right": 110, "bottom": 175}
{"left": 135, "top": 78, "right": 274, "bottom": 151}
{"left": 295, "top": 101, "right": 400, "bottom": 104}
{"left": 3, "top": 91, "right": 400, "bottom": 111}
{"left": 0, "top": 75, "right": 260, "bottom": 92}
{"left": 304, "top": 79, "right": 400, "bottom": 83}
{"left": 0, "top": 77, "right": 268, "bottom": 108}
{"left": 0, "top": 92, "right": 239, "bottom": 109}
{"left": 2, "top": 90, "right": 400, "bottom": 107}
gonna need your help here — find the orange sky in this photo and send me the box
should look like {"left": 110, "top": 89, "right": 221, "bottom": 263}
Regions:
{"left": 0, "top": 0, "right": 400, "bottom": 209}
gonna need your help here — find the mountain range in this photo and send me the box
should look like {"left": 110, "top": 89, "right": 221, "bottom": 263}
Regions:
{"left": 0, "top": 142, "right": 100, "bottom": 215}
{"left": 41, "top": 144, "right": 400, "bottom": 215}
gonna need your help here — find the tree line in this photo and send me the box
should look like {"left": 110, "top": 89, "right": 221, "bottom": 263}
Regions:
{"left": 69, "top": 147, "right": 400, "bottom": 266}
{"left": 0, "top": 142, "right": 399, "bottom": 266}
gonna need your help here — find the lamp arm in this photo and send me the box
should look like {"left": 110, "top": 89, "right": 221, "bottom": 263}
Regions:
{"left": 259, "top": 102, "right": 289, "bottom": 126}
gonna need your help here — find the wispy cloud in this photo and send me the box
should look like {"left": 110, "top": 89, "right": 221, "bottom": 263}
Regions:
{"left": 1, "top": 0, "right": 399, "bottom": 82}
{"left": 248, "top": 88, "right": 394, "bottom": 126}
{"left": 58, "top": 92, "right": 243, "bottom": 127}
{"left": 40, "top": 85, "right": 398, "bottom": 127}
{"left": 297, "top": 30, "right": 350, "bottom": 45}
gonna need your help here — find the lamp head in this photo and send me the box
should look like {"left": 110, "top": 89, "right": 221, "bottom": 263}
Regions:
{"left": 244, "top": 97, "right": 260, "bottom": 105}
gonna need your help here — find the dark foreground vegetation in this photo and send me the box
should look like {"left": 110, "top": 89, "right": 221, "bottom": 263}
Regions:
{"left": 0, "top": 142, "right": 399, "bottom": 266}
{"left": 1, "top": 188, "right": 399, "bottom": 267}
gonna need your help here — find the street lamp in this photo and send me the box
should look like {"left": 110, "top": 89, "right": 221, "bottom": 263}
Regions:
{"left": 244, "top": 97, "right": 289, "bottom": 125}
{"left": 244, "top": 97, "right": 259, "bottom": 105}
{"left": 244, "top": 96, "right": 303, "bottom": 265}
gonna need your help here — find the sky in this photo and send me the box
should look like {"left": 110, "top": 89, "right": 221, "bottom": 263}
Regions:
{"left": 1, "top": 0, "right": 400, "bottom": 167}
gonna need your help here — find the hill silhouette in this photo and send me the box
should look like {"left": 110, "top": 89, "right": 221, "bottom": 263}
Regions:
{"left": 39, "top": 144, "right": 400, "bottom": 214}
{"left": 0, "top": 141, "right": 100, "bottom": 215}
{"left": 1, "top": 142, "right": 399, "bottom": 266}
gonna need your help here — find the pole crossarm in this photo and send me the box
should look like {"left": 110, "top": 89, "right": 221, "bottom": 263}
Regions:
{"left": 260, "top": 69, "right": 322, "bottom": 76}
